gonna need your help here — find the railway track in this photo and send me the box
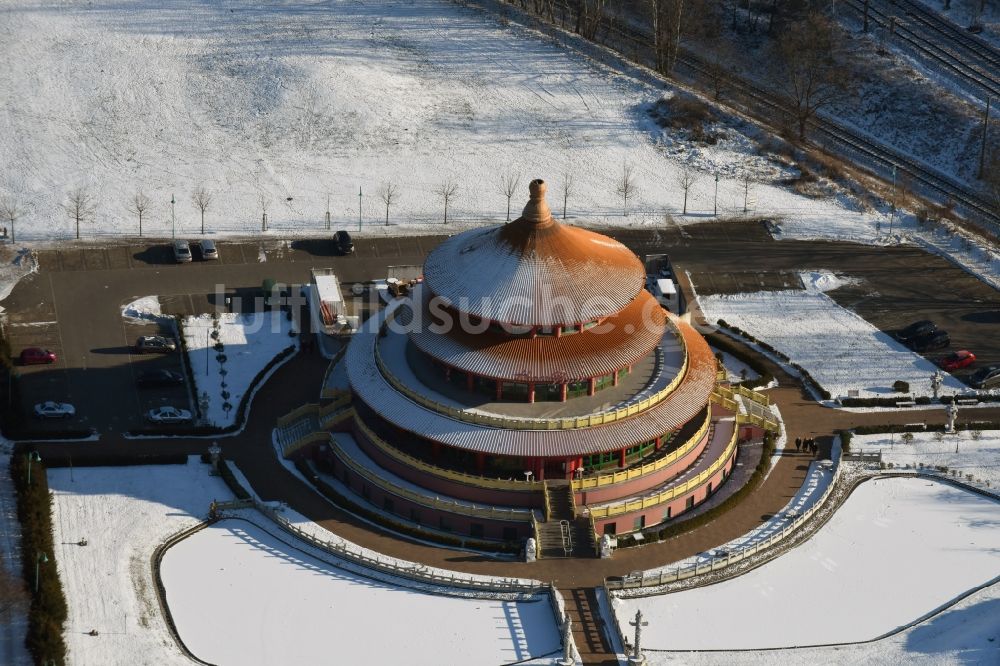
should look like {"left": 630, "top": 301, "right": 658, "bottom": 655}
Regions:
{"left": 840, "top": 0, "right": 1000, "bottom": 100}
{"left": 492, "top": 0, "right": 1000, "bottom": 231}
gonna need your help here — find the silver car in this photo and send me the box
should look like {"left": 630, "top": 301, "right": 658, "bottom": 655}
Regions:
{"left": 198, "top": 239, "right": 219, "bottom": 260}
{"left": 34, "top": 401, "right": 76, "bottom": 419}
{"left": 173, "top": 240, "right": 192, "bottom": 263}
{"left": 146, "top": 406, "right": 193, "bottom": 424}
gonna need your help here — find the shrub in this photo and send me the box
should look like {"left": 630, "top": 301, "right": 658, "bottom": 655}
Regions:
{"left": 840, "top": 430, "right": 853, "bottom": 453}
{"left": 10, "top": 453, "right": 67, "bottom": 665}
{"left": 892, "top": 380, "right": 910, "bottom": 393}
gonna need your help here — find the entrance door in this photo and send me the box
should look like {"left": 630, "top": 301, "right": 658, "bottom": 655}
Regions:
{"left": 544, "top": 459, "right": 566, "bottom": 479}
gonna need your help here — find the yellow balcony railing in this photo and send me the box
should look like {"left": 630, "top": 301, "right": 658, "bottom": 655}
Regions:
{"left": 587, "top": 424, "right": 738, "bottom": 519}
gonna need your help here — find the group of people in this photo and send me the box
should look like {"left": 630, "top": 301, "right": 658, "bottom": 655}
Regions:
{"left": 794, "top": 437, "right": 818, "bottom": 454}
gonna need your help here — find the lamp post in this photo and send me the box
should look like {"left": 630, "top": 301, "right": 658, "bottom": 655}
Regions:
{"left": 358, "top": 186, "right": 363, "bottom": 232}
{"left": 713, "top": 173, "right": 719, "bottom": 217}
{"left": 888, "top": 165, "right": 896, "bottom": 235}
{"left": 26, "top": 451, "right": 41, "bottom": 485}
{"left": 171, "top": 193, "right": 176, "bottom": 239}
{"left": 35, "top": 551, "right": 48, "bottom": 593}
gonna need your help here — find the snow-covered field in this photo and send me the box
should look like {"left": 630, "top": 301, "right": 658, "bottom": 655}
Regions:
{"left": 182, "top": 311, "right": 296, "bottom": 426}
{"left": 48, "top": 457, "right": 233, "bottom": 666}
{"left": 161, "top": 519, "right": 562, "bottom": 666}
{"left": 0, "top": 0, "right": 896, "bottom": 241}
{"left": 855, "top": 430, "right": 1000, "bottom": 488}
{"left": 700, "top": 286, "right": 967, "bottom": 398}
{"left": 613, "top": 476, "right": 1000, "bottom": 651}
{"left": 637, "top": 581, "right": 1000, "bottom": 665}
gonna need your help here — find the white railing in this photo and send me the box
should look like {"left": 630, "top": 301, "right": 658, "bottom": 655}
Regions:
{"left": 607, "top": 457, "right": 842, "bottom": 591}
{"left": 215, "top": 497, "right": 545, "bottom": 596}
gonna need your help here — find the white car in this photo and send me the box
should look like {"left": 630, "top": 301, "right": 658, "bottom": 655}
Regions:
{"left": 146, "top": 406, "right": 192, "bottom": 424}
{"left": 34, "top": 401, "right": 76, "bottom": 419}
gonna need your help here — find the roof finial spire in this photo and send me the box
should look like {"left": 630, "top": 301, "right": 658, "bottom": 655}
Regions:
{"left": 521, "top": 179, "right": 552, "bottom": 225}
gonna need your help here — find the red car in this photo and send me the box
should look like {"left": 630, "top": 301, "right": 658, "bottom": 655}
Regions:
{"left": 938, "top": 350, "right": 975, "bottom": 371}
{"left": 19, "top": 347, "right": 57, "bottom": 365}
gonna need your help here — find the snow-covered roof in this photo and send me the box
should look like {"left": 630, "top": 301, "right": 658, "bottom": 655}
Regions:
{"left": 656, "top": 278, "right": 676, "bottom": 295}
{"left": 421, "top": 180, "right": 645, "bottom": 328}
{"left": 345, "top": 307, "right": 718, "bottom": 457}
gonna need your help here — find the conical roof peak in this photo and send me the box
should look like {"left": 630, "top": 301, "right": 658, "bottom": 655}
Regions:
{"left": 519, "top": 179, "right": 553, "bottom": 227}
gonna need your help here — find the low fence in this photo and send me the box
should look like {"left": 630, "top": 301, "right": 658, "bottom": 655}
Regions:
{"left": 607, "top": 456, "right": 841, "bottom": 591}
{"left": 213, "top": 494, "right": 544, "bottom": 596}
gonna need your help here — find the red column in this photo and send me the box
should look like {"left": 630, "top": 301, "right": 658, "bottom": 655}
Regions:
{"left": 476, "top": 452, "right": 485, "bottom": 474}
{"left": 466, "top": 372, "right": 474, "bottom": 391}
{"left": 618, "top": 448, "right": 626, "bottom": 468}
{"left": 560, "top": 383, "right": 568, "bottom": 401}
{"left": 431, "top": 441, "right": 441, "bottom": 460}
{"left": 654, "top": 435, "right": 662, "bottom": 450}
{"left": 534, "top": 457, "right": 545, "bottom": 481}
{"left": 495, "top": 380, "right": 503, "bottom": 401}
{"left": 613, "top": 370, "right": 619, "bottom": 387}
{"left": 527, "top": 383, "right": 535, "bottom": 403}
{"left": 588, "top": 377, "right": 596, "bottom": 396}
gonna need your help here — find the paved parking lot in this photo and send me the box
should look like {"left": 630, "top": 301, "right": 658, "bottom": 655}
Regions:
{"left": 4, "top": 236, "right": 447, "bottom": 434}
{"left": 4, "top": 225, "right": 999, "bottom": 433}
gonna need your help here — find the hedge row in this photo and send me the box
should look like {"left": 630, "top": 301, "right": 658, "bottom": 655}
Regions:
{"left": 840, "top": 394, "right": 999, "bottom": 407}
{"left": 126, "top": 344, "right": 297, "bottom": 437}
{"left": 615, "top": 431, "right": 779, "bottom": 548}
{"left": 850, "top": 421, "right": 1000, "bottom": 435}
{"left": 10, "top": 453, "right": 67, "bottom": 665}
{"left": 37, "top": 451, "right": 188, "bottom": 469}
{"left": 295, "top": 458, "right": 521, "bottom": 554}
{"left": 707, "top": 333, "right": 775, "bottom": 389}
{"left": 716, "top": 320, "right": 830, "bottom": 399}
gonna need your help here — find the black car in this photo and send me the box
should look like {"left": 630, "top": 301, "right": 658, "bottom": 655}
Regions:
{"left": 895, "top": 320, "right": 937, "bottom": 343}
{"left": 970, "top": 365, "right": 1000, "bottom": 390}
{"left": 333, "top": 230, "right": 354, "bottom": 255}
{"left": 136, "top": 369, "right": 186, "bottom": 388}
{"left": 135, "top": 335, "right": 177, "bottom": 354}
{"left": 910, "top": 330, "right": 950, "bottom": 353}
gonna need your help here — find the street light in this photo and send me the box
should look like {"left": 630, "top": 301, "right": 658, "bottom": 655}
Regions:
{"left": 35, "top": 551, "right": 48, "bottom": 593}
{"left": 171, "top": 193, "right": 176, "bottom": 239}
{"left": 714, "top": 173, "right": 719, "bottom": 217}
{"left": 26, "top": 451, "right": 41, "bottom": 485}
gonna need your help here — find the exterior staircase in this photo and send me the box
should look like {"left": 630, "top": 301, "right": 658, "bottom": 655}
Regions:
{"left": 538, "top": 480, "right": 597, "bottom": 558}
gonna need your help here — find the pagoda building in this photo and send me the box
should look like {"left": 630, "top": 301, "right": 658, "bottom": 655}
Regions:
{"left": 282, "top": 179, "right": 771, "bottom": 554}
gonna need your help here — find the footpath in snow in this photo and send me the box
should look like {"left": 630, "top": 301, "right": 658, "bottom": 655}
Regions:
{"left": 613, "top": 477, "right": 1000, "bottom": 651}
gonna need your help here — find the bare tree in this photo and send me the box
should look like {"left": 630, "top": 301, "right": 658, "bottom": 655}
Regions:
{"left": 773, "top": 13, "right": 850, "bottom": 141}
{"left": 0, "top": 191, "right": 25, "bottom": 244}
{"left": 127, "top": 190, "right": 151, "bottom": 237}
{"left": 191, "top": 186, "right": 214, "bottom": 235}
{"left": 574, "top": 0, "right": 609, "bottom": 40}
{"left": 434, "top": 179, "right": 459, "bottom": 224}
{"left": 497, "top": 170, "right": 522, "bottom": 221}
{"left": 63, "top": 187, "right": 96, "bottom": 240}
{"left": 259, "top": 192, "right": 271, "bottom": 232}
{"left": 647, "top": 0, "right": 685, "bottom": 74}
{"left": 615, "top": 163, "right": 639, "bottom": 216}
{"left": 676, "top": 168, "right": 697, "bottom": 214}
{"left": 378, "top": 181, "right": 399, "bottom": 226}
{"left": 561, "top": 171, "right": 575, "bottom": 219}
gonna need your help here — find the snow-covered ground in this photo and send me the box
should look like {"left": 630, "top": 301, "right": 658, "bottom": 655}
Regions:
{"left": 0, "top": 447, "right": 31, "bottom": 666}
{"left": 120, "top": 295, "right": 162, "bottom": 321}
{"left": 855, "top": 430, "right": 1000, "bottom": 488}
{"left": 637, "top": 581, "right": 1000, "bottom": 665}
{"left": 0, "top": 247, "right": 37, "bottom": 314}
{"left": 162, "top": 519, "right": 562, "bottom": 666}
{"left": 613, "top": 476, "right": 1000, "bottom": 651}
{"left": 48, "top": 457, "right": 233, "bottom": 666}
{"left": 182, "top": 311, "right": 297, "bottom": 426}
{"left": 0, "top": 0, "right": 899, "bottom": 241}
{"left": 700, "top": 286, "right": 967, "bottom": 399}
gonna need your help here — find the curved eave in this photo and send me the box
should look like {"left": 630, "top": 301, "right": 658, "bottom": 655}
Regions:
{"left": 408, "top": 287, "right": 666, "bottom": 382}
{"left": 345, "top": 306, "right": 718, "bottom": 458}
